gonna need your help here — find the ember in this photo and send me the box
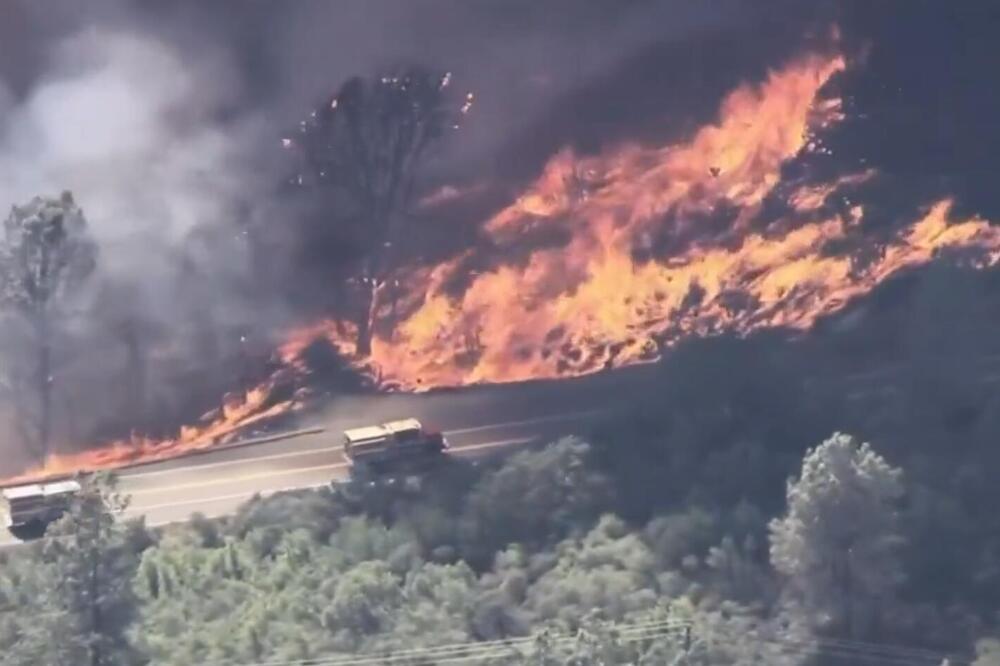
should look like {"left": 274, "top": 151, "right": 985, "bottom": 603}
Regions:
{"left": 6, "top": 370, "right": 308, "bottom": 484}
{"left": 283, "top": 50, "right": 1000, "bottom": 389}
{"left": 10, "top": 42, "right": 1000, "bottom": 482}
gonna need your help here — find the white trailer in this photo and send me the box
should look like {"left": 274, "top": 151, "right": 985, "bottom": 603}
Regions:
{"left": 342, "top": 418, "right": 448, "bottom": 470}
{"left": 1, "top": 479, "right": 81, "bottom": 531}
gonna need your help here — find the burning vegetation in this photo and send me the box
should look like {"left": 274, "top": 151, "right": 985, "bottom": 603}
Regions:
{"left": 7, "top": 39, "right": 1000, "bottom": 481}
{"left": 280, "top": 49, "right": 1000, "bottom": 389}
{"left": 3, "top": 368, "right": 308, "bottom": 484}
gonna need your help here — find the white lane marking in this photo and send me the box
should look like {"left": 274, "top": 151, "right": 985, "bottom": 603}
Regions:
{"left": 122, "top": 409, "right": 605, "bottom": 481}
{"left": 124, "top": 443, "right": 341, "bottom": 481}
{"left": 128, "top": 436, "right": 536, "bottom": 512}
{"left": 128, "top": 462, "right": 349, "bottom": 496}
{"left": 134, "top": 485, "right": 324, "bottom": 515}
{"left": 447, "top": 437, "right": 534, "bottom": 454}
{"left": 442, "top": 408, "right": 610, "bottom": 435}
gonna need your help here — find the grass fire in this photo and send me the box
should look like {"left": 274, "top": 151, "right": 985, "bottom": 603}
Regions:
{"left": 278, "top": 48, "right": 1000, "bottom": 388}
{"left": 5, "top": 32, "right": 1000, "bottom": 483}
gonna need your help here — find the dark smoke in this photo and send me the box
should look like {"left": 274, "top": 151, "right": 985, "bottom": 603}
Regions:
{"left": 0, "top": 1, "right": 285, "bottom": 467}
{"left": 0, "top": 0, "right": 992, "bottom": 469}
{"left": 0, "top": 0, "right": 767, "bottom": 466}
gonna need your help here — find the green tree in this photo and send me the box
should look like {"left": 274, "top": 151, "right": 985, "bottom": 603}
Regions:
{"left": 524, "top": 515, "right": 659, "bottom": 629}
{"left": 769, "top": 433, "right": 905, "bottom": 640}
{"left": 0, "top": 192, "right": 97, "bottom": 460}
{"left": 45, "top": 473, "right": 140, "bottom": 666}
{"left": 323, "top": 561, "right": 403, "bottom": 641}
{"left": 391, "top": 561, "right": 477, "bottom": 648}
{"left": 0, "top": 541, "right": 65, "bottom": 664}
{"left": 0, "top": 474, "right": 142, "bottom": 665}
{"left": 286, "top": 66, "right": 471, "bottom": 356}
{"left": 460, "top": 437, "right": 611, "bottom": 566}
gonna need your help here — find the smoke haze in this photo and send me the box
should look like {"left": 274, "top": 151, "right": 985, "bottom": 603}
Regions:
{"left": 0, "top": 0, "right": 768, "bottom": 464}
{"left": 2, "top": 0, "right": 996, "bottom": 472}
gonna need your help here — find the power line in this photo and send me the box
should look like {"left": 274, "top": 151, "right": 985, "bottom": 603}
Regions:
{"left": 200, "top": 619, "right": 692, "bottom": 666}
{"left": 210, "top": 616, "right": 967, "bottom": 666}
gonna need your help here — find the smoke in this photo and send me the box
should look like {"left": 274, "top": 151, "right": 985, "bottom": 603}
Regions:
{"left": 262, "top": 1, "right": 754, "bottom": 169}
{"left": 1, "top": 33, "right": 249, "bottom": 247}
{"left": 0, "top": 6, "right": 284, "bottom": 465}
{"left": 0, "top": 0, "right": 835, "bottom": 468}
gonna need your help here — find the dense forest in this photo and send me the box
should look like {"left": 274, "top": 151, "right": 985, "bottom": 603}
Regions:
{"left": 0, "top": 2, "right": 998, "bottom": 664}
{"left": 0, "top": 266, "right": 998, "bottom": 666}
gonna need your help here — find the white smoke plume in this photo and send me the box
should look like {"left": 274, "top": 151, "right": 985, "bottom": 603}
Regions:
{"left": 0, "top": 19, "right": 282, "bottom": 469}
{"left": 0, "top": 0, "right": 771, "bottom": 469}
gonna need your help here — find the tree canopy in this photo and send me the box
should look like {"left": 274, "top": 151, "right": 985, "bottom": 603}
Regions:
{"left": 285, "top": 66, "right": 472, "bottom": 355}
{"left": 769, "top": 433, "right": 905, "bottom": 641}
{"left": 0, "top": 191, "right": 98, "bottom": 460}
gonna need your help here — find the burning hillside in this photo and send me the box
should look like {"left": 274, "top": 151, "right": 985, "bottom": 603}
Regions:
{"left": 281, "top": 49, "right": 1000, "bottom": 389}
{"left": 4, "top": 367, "right": 310, "bottom": 483}
{"left": 9, "top": 39, "right": 1000, "bottom": 482}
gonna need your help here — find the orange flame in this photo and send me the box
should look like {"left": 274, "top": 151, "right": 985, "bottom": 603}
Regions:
{"left": 8, "top": 46, "right": 1000, "bottom": 482}
{"left": 288, "top": 51, "right": 1000, "bottom": 389}
{"left": 6, "top": 369, "right": 308, "bottom": 484}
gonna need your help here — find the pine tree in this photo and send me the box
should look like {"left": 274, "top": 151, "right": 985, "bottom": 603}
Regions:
{"left": 284, "top": 67, "right": 471, "bottom": 356}
{"left": 40, "top": 473, "right": 141, "bottom": 666}
{"left": 769, "top": 432, "right": 905, "bottom": 640}
{"left": 0, "top": 192, "right": 97, "bottom": 460}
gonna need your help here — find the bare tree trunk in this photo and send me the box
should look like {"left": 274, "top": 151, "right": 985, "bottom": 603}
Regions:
{"left": 8, "top": 368, "right": 35, "bottom": 457}
{"left": 90, "top": 543, "right": 102, "bottom": 666}
{"left": 34, "top": 313, "right": 52, "bottom": 463}
{"left": 355, "top": 278, "right": 380, "bottom": 357}
{"left": 356, "top": 230, "right": 390, "bottom": 358}
{"left": 121, "top": 323, "right": 146, "bottom": 423}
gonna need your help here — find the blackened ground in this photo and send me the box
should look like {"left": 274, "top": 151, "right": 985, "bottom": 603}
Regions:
{"left": 831, "top": 0, "right": 1000, "bottom": 221}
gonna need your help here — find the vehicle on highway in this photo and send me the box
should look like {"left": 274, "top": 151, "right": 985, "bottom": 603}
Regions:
{"left": 1, "top": 479, "right": 80, "bottom": 536}
{"left": 342, "top": 418, "right": 448, "bottom": 473}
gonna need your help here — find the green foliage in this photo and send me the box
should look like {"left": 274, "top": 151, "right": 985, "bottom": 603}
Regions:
{"left": 460, "top": 436, "right": 611, "bottom": 565}
{"left": 0, "top": 191, "right": 97, "bottom": 314}
{"left": 228, "top": 486, "right": 347, "bottom": 543}
{"left": 0, "top": 384, "right": 989, "bottom": 665}
{"left": 119, "top": 437, "right": 751, "bottom": 664}
{"left": 0, "top": 191, "right": 98, "bottom": 459}
{"left": 522, "top": 515, "right": 659, "bottom": 629}
{"left": 769, "top": 432, "right": 905, "bottom": 640}
{"left": 0, "top": 473, "right": 144, "bottom": 666}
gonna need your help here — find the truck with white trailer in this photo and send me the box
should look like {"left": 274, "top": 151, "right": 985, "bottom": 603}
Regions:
{"left": 1, "top": 479, "right": 81, "bottom": 536}
{"left": 342, "top": 418, "right": 448, "bottom": 473}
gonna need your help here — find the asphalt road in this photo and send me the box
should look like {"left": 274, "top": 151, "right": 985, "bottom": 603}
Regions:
{"left": 3, "top": 348, "right": 998, "bottom": 547}
{"left": 106, "top": 347, "right": 1000, "bottom": 529}
{"left": 0, "top": 368, "right": 641, "bottom": 546}
{"left": 115, "top": 409, "right": 607, "bottom": 527}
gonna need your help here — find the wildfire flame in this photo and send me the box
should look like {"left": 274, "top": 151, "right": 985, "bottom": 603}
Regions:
{"left": 289, "top": 51, "right": 1000, "bottom": 389}
{"left": 5, "top": 369, "right": 308, "bottom": 484}
{"left": 8, "top": 45, "right": 1000, "bottom": 482}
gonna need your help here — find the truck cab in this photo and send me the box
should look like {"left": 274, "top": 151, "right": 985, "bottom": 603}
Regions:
{"left": 1, "top": 480, "right": 81, "bottom": 536}
{"left": 342, "top": 418, "right": 448, "bottom": 472}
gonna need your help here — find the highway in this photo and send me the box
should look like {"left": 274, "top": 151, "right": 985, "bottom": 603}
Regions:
{"left": 2, "top": 347, "right": 998, "bottom": 547}
{"left": 108, "top": 347, "right": 1000, "bottom": 527}
{"left": 115, "top": 409, "right": 607, "bottom": 527}
{"left": 0, "top": 366, "right": 646, "bottom": 546}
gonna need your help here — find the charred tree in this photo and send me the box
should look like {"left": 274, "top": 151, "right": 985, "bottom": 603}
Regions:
{"left": 118, "top": 320, "right": 147, "bottom": 424}
{"left": 0, "top": 192, "right": 97, "bottom": 462}
{"left": 286, "top": 66, "right": 471, "bottom": 356}
{"left": 93, "top": 281, "right": 156, "bottom": 434}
